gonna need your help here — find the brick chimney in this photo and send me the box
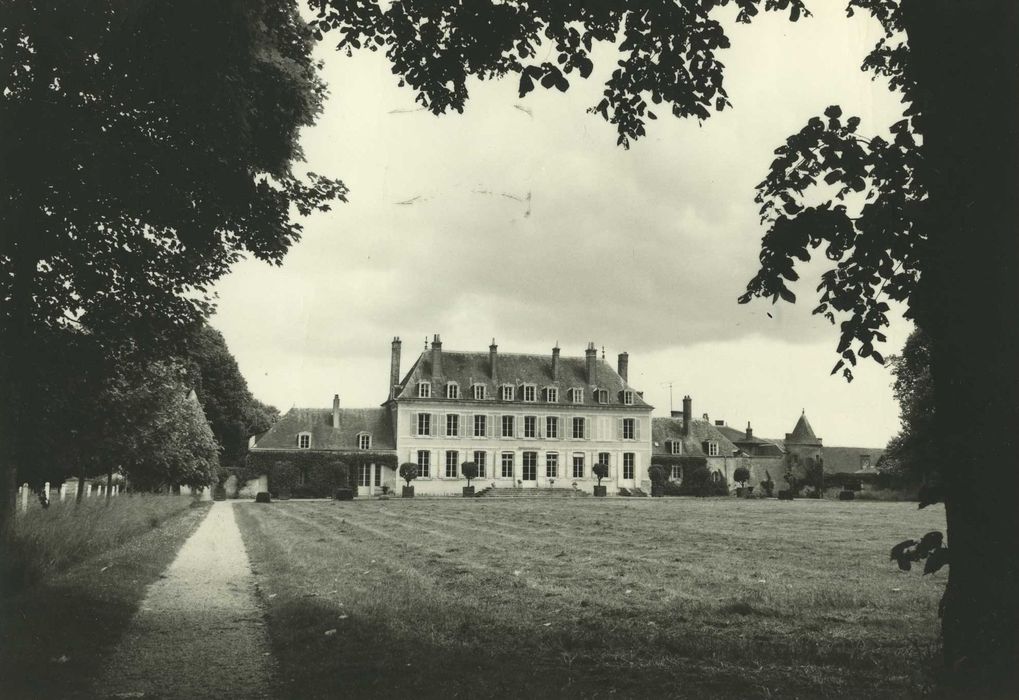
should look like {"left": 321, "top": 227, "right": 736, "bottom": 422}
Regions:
{"left": 389, "top": 337, "right": 402, "bottom": 399}
{"left": 617, "top": 352, "right": 629, "bottom": 382}
{"left": 332, "top": 394, "right": 340, "bottom": 428}
{"left": 552, "top": 344, "right": 561, "bottom": 380}
{"left": 585, "top": 342, "right": 597, "bottom": 384}
{"left": 489, "top": 338, "right": 498, "bottom": 382}
{"left": 431, "top": 334, "right": 443, "bottom": 377}
{"left": 746, "top": 421, "right": 753, "bottom": 439}
{"left": 682, "top": 395, "right": 692, "bottom": 436}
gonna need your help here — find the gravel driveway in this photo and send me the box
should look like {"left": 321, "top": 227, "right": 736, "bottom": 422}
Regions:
{"left": 96, "top": 502, "right": 275, "bottom": 698}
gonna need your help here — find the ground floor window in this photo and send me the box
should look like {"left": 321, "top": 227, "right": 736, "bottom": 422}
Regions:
{"left": 417, "top": 450, "right": 430, "bottom": 478}
{"left": 374, "top": 464, "right": 382, "bottom": 486}
{"left": 474, "top": 451, "right": 487, "bottom": 478}
{"left": 522, "top": 451, "right": 537, "bottom": 480}
{"left": 358, "top": 463, "right": 371, "bottom": 486}
{"left": 445, "top": 450, "right": 459, "bottom": 478}
{"left": 572, "top": 454, "right": 584, "bottom": 479}
{"left": 623, "top": 453, "right": 635, "bottom": 480}
{"left": 546, "top": 452, "right": 559, "bottom": 478}
{"left": 598, "top": 452, "right": 611, "bottom": 476}
{"left": 501, "top": 452, "right": 514, "bottom": 478}
{"left": 671, "top": 464, "right": 681, "bottom": 480}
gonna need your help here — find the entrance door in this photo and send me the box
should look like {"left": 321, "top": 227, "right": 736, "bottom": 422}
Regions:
{"left": 522, "top": 451, "right": 537, "bottom": 485}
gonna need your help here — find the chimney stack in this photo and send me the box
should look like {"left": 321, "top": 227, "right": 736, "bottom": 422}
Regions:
{"left": 552, "top": 344, "right": 561, "bottom": 380}
{"left": 332, "top": 394, "right": 341, "bottom": 428}
{"left": 617, "top": 352, "right": 629, "bottom": 382}
{"left": 746, "top": 421, "right": 753, "bottom": 439}
{"left": 585, "top": 342, "right": 598, "bottom": 385}
{"left": 431, "top": 334, "right": 443, "bottom": 377}
{"left": 682, "top": 395, "right": 692, "bottom": 436}
{"left": 489, "top": 338, "right": 498, "bottom": 382}
{"left": 389, "top": 337, "right": 402, "bottom": 399}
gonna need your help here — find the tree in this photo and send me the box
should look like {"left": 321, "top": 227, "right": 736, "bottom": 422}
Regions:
{"left": 733, "top": 467, "right": 751, "bottom": 488}
{"left": 0, "top": 0, "right": 345, "bottom": 529}
{"left": 399, "top": 462, "right": 419, "bottom": 487}
{"left": 592, "top": 461, "right": 609, "bottom": 487}
{"left": 880, "top": 328, "right": 936, "bottom": 487}
{"left": 461, "top": 461, "right": 479, "bottom": 488}
{"left": 313, "top": 0, "right": 1017, "bottom": 688}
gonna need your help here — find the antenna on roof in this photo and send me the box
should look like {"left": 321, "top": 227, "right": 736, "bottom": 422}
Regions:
{"left": 424, "top": 337, "right": 428, "bottom": 351}
{"left": 661, "top": 381, "right": 675, "bottom": 413}
{"left": 601, "top": 345, "right": 605, "bottom": 360}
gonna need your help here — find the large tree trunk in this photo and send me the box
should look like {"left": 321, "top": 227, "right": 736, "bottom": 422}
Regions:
{"left": 905, "top": 1, "right": 1019, "bottom": 693}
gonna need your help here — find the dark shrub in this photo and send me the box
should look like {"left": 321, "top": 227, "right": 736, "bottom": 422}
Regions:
{"left": 839, "top": 490, "right": 856, "bottom": 501}
{"left": 777, "top": 490, "right": 794, "bottom": 501}
{"left": 212, "top": 484, "right": 227, "bottom": 501}
{"left": 592, "top": 461, "right": 609, "bottom": 486}
{"left": 663, "top": 480, "right": 684, "bottom": 496}
{"left": 399, "top": 462, "right": 418, "bottom": 486}
{"left": 334, "top": 488, "right": 354, "bottom": 501}
{"left": 255, "top": 492, "right": 271, "bottom": 503}
{"left": 461, "top": 461, "right": 479, "bottom": 488}
{"left": 733, "top": 466, "right": 751, "bottom": 487}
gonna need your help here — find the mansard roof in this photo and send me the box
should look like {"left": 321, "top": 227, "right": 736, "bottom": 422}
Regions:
{"left": 786, "top": 411, "right": 822, "bottom": 445}
{"left": 394, "top": 350, "right": 652, "bottom": 408}
{"left": 651, "top": 417, "right": 739, "bottom": 458}
{"left": 251, "top": 407, "right": 396, "bottom": 452}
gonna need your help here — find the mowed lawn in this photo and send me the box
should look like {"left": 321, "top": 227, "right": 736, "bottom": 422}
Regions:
{"left": 235, "top": 498, "right": 947, "bottom": 699}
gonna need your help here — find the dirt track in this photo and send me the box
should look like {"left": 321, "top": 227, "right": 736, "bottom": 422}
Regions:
{"left": 95, "top": 502, "right": 275, "bottom": 699}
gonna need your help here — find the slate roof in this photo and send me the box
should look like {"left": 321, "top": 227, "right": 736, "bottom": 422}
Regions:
{"left": 651, "top": 417, "right": 739, "bottom": 458}
{"left": 786, "top": 411, "right": 822, "bottom": 445}
{"left": 822, "top": 446, "right": 885, "bottom": 474}
{"left": 251, "top": 407, "right": 396, "bottom": 452}
{"left": 394, "top": 350, "right": 652, "bottom": 409}
{"left": 716, "top": 425, "right": 786, "bottom": 457}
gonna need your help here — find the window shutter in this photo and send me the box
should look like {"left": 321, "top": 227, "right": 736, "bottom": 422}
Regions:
{"left": 537, "top": 416, "right": 544, "bottom": 439}
{"left": 617, "top": 418, "right": 624, "bottom": 439}
{"left": 634, "top": 419, "right": 641, "bottom": 441}
{"left": 431, "top": 413, "right": 440, "bottom": 436}
{"left": 411, "top": 412, "right": 418, "bottom": 436}
{"left": 516, "top": 416, "right": 523, "bottom": 438}
{"left": 488, "top": 414, "right": 495, "bottom": 438}
{"left": 462, "top": 413, "right": 470, "bottom": 438}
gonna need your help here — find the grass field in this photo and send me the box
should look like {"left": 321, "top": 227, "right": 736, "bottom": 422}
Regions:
{"left": 236, "top": 498, "right": 947, "bottom": 699}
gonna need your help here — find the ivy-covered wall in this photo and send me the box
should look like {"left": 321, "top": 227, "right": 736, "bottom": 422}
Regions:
{"left": 246, "top": 450, "right": 398, "bottom": 498}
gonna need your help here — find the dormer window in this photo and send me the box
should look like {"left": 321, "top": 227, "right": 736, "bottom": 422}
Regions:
{"left": 622, "top": 390, "right": 634, "bottom": 405}
{"left": 595, "top": 389, "right": 608, "bottom": 404}
{"left": 669, "top": 440, "right": 682, "bottom": 455}
{"left": 445, "top": 382, "right": 460, "bottom": 399}
{"left": 544, "top": 387, "right": 559, "bottom": 403}
{"left": 357, "top": 432, "right": 372, "bottom": 450}
{"left": 472, "top": 384, "right": 487, "bottom": 400}
{"left": 706, "top": 441, "right": 719, "bottom": 457}
{"left": 500, "top": 384, "right": 514, "bottom": 401}
{"left": 417, "top": 382, "right": 431, "bottom": 398}
{"left": 522, "top": 384, "right": 537, "bottom": 402}
{"left": 568, "top": 388, "right": 584, "bottom": 403}
{"left": 297, "top": 432, "right": 311, "bottom": 449}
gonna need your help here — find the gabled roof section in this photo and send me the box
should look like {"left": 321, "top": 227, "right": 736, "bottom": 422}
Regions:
{"left": 716, "top": 425, "right": 786, "bottom": 457}
{"left": 395, "top": 350, "right": 652, "bottom": 408}
{"left": 823, "top": 446, "right": 885, "bottom": 474}
{"left": 251, "top": 407, "right": 395, "bottom": 452}
{"left": 786, "top": 411, "right": 822, "bottom": 445}
{"left": 651, "top": 418, "right": 739, "bottom": 458}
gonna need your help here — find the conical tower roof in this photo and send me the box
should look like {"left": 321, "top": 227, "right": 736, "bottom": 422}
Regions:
{"left": 786, "top": 410, "right": 822, "bottom": 445}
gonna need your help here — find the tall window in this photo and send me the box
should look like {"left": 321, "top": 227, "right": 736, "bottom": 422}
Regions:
{"left": 523, "top": 385, "right": 536, "bottom": 402}
{"left": 473, "top": 414, "right": 487, "bottom": 437}
{"left": 546, "top": 452, "right": 559, "bottom": 478}
{"left": 522, "top": 451, "right": 537, "bottom": 480}
{"left": 501, "top": 415, "right": 514, "bottom": 437}
{"left": 572, "top": 454, "right": 584, "bottom": 479}
{"left": 357, "top": 432, "right": 371, "bottom": 450}
{"left": 596, "top": 389, "right": 608, "bottom": 404}
{"left": 417, "top": 382, "right": 431, "bottom": 398}
{"left": 523, "top": 416, "right": 537, "bottom": 438}
{"left": 623, "top": 453, "right": 635, "bottom": 479}
{"left": 568, "top": 388, "right": 584, "bottom": 403}
{"left": 545, "top": 387, "right": 559, "bottom": 403}
{"left": 297, "top": 433, "right": 310, "bottom": 449}
{"left": 474, "top": 451, "right": 487, "bottom": 478}
{"left": 473, "top": 384, "right": 487, "bottom": 400}
{"left": 446, "top": 414, "right": 460, "bottom": 437}
{"left": 707, "top": 441, "right": 719, "bottom": 457}
{"left": 670, "top": 464, "right": 681, "bottom": 480}
{"left": 417, "top": 450, "right": 431, "bottom": 478}
{"left": 501, "top": 385, "right": 514, "bottom": 401}
{"left": 445, "top": 382, "right": 460, "bottom": 399}
{"left": 358, "top": 463, "right": 371, "bottom": 486}
{"left": 623, "top": 390, "right": 634, "bottom": 405}
{"left": 501, "top": 452, "right": 514, "bottom": 478}
{"left": 546, "top": 416, "right": 559, "bottom": 439}
{"left": 445, "top": 451, "right": 459, "bottom": 478}
{"left": 622, "top": 418, "right": 635, "bottom": 440}
{"left": 417, "top": 413, "right": 431, "bottom": 436}
{"left": 598, "top": 452, "right": 611, "bottom": 471}
{"left": 572, "top": 417, "right": 586, "bottom": 439}
{"left": 670, "top": 440, "right": 682, "bottom": 455}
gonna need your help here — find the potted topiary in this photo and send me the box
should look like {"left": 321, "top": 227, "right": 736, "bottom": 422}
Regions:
{"left": 592, "top": 461, "right": 609, "bottom": 497}
{"left": 648, "top": 464, "right": 667, "bottom": 497}
{"left": 733, "top": 466, "right": 751, "bottom": 497}
{"left": 760, "top": 470, "right": 775, "bottom": 498}
{"left": 461, "top": 461, "right": 478, "bottom": 497}
{"left": 399, "top": 462, "right": 418, "bottom": 498}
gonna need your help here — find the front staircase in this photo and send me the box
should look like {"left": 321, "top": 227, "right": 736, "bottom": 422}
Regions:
{"left": 475, "top": 486, "right": 590, "bottom": 498}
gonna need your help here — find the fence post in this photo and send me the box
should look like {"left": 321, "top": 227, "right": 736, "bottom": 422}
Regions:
{"left": 44, "top": 481, "right": 50, "bottom": 500}
{"left": 86, "top": 483, "right": 92, "bottom": 498}
{"left": 113, "top": 484, "right": 119, "bottom": 497}
{"left": 60, "top": 483, "right": 66, "bottom": 501}
{"left": 20, "top": 483, "right": 29, "bottom": 512}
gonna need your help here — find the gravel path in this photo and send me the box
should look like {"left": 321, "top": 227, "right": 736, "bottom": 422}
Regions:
{"left": 96, "top": 502, "right": 275, "bottom": 699}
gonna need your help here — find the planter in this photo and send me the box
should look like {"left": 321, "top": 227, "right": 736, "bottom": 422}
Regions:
{"left": 650, "top": 485, "right": 665, "bottom": 498}
{"left": 402, "top": 485, "right": 415, "bottom": 498}
{"left": 462, "top": 486, "right": 475, "bottom": 497}
{"left": 593, "top": 485, "right": 607, "bottom": 497}
{"left": 333, "top": 488, "right": 354, "bottom": 501}
{"left": 255, "top": 492, "right": 271, "bottom": 504}
{"left": 838, "top": 489, "right": 856, "bottom": 501}
{"left": 735, "top": 487, "right": 746, "bottom": 498}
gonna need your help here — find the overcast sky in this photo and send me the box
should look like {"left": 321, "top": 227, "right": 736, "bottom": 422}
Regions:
{"left": 210, "top": 3, "right": 910, "bottom": 448}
